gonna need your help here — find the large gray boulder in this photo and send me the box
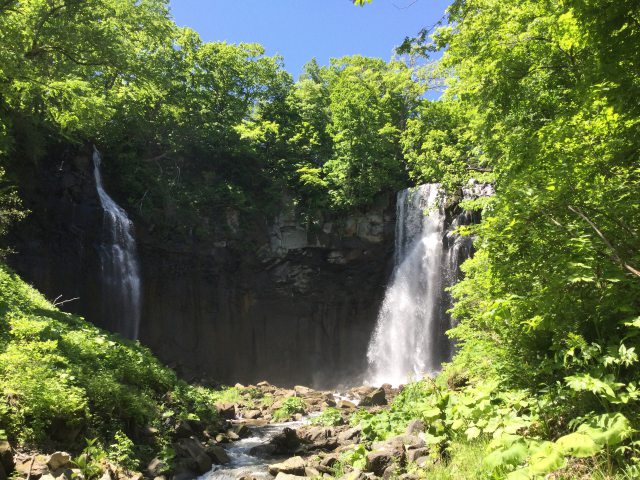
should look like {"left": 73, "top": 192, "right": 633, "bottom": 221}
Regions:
{"left": 274, "top": 473, "right": 307, "bottom": 480}
{"left": 0, "top": 441, "right": 14, "bottom": 476}
{"left": 359, "top": 388, "right": 387, "bottom": 407}
{"left": 267, "top": 456, "right": 306, "bottom": 476}
{"left": 46, "top": 452, "right": 72, "bottom": 472}
{"left": 175, "top": 438, "right": 212, "bottom": 474}
{"left": 365, "top": 451, "right": 394, "bottom": 477}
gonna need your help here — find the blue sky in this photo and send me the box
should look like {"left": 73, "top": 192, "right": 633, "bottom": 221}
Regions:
{"left": 168, "top": 0, "right": 451, "bottom": 78}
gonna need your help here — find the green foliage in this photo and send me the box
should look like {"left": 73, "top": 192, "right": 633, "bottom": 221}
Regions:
{"left": 413, "top": 439, "right": 490, "bottom": 480}
{"left": 73, "top": 439, "right": 107, "bottom": 480}
{"left": 0, "top": 264, "right": 221, "bottom": 466}
{"left": 272, "top": 396, "right": 307, "bottom": 422}
{"left": 339, "top": 444, "right": 369, "bottom": 471}
{"left": 0, "top": 168, "right": 26, "bottom": 256}
{"left": 108, "top": 431, "right": 138, "bottom": 472}
{"left": 310, "top": 407, "right": 343, "bottom": 427}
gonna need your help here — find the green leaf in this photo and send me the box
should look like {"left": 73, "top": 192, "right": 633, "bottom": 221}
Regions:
{"left": 555, "top": 432, "right": 601, "bottom": 458}
{"left": 465, "top": 425, "right": 481, "bottom": 440}
{"left": 577, "top": 414, "right": 632, "bottom": 447}
{"left": 527, "top": 442, "right": 567, "bottom": 475}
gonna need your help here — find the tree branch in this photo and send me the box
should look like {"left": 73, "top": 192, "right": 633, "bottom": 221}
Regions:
{"left": 568, "top": 205, "right": 640, "bottom": 278}
{"left": 466, "top": 166, "right": 493, "bottom": 173}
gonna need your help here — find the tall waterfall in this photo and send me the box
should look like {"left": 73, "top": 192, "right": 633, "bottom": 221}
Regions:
{"left": 366, "top": 184, "right": 478, "bottom": 386}
{"left": 93, "top": 148, "right": 141, "bottom": 340}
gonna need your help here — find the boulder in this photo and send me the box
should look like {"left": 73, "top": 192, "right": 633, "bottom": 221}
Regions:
{"left": 173, "top": 420, "right": 195, "bottom": 439}
{"left": 365, "top": 436, "right": 409, "bottom": 476}
{"left": 46, "top": 452, "right": 72, "bottom": 472}
{"left": 146, "top": 458, "right": 166, "bottom": 477}
{"left": 365, "top": 451, "right": 394, "bottom": 477}
{"left": 351, "top": 386, "right": 375, "bottom": 397}
{"left": 0, "top": 441, "right": 14, "bottom": 475}
{"left": 270, "top": 427, "right": 302, "bottom": 454}
{"left": 383, "top": 465, "right": 399, "bottom": 480}
{"left": 175, "top": 438, "right": 212, "bottom": 474}
{"left": 374, "top": 434, "right": 423, "bottom": 452}
{"left": 399, "top": 475, "right": 419, "bottom": 480}
{"left": 205, "top": 445, "right": 230, "bottom": 465}
{"left": 216, "top": 402, "right": 236, "bottom": 420}
{"left": 338, "top": 469, "right": 365, "bottom": 480}
{"left": 249, "top": 444, "right": 277, "bottom": 458}
{"left": 320, "top": 454, "right": 340, "bottom": 468}
{"left": 359, "top": 388, "right": 387, "bottom": 407}
{"left": 267, "top": 456, "right": 306, "bottom": 476}
{"left": 337, "top": 400, "right": 356, "bottom": 410}
{"left": 322, "top": 398, "right": 337, "bottom": 408}
{"left": 274, "top": 474, "right": 307, "bottom": 480}
{"left": 242, "top": 410, "right": 262, "bottom": 420}
{"left": 229, "top": 424, "right": 251, "bottom": 439}
{"left": 15, "top": 455, "right": 48, "bottom": 479}
{"left": 172, "top": 457, "right": 200, "bottom": 480}
{"left": 312, "top": 426, "right": 336, "bottom": 441}
{"left": 406, "top": 448, "right": 430, "bottom": 463}
{"left": 415, "top": 456, "right": 432, "bottom": 468}
{"left": 297, "top": 426, "right": 338, "bottom": 452}
{"left": 337, "top": 427, "right": 361, "bottom": 445}
{"left": 294, "top": 385, "right": 314, "bottom": 396}
{"left": 305, "top": 466, "right": 321, "bottom": 478}
{"left": 405, "top": 420, "right": 425, "bottom": 435}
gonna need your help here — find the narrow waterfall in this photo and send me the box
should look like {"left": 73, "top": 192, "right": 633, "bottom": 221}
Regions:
{"left": 366, "top": 184, "right": 478, "bottom": 387}
{"left": 93, "top": 148, "right": 141, "bottom": 340}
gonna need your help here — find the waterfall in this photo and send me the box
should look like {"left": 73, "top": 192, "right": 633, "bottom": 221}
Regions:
{"left": 366, "top": 183, "right": 479, "bottom": 386}
{"left": 93, "top": 147, "right": 141, "bottom": 340}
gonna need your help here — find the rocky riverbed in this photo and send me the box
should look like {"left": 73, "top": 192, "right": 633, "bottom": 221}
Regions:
{"left": 183, "top": 381, "right": 427, "bottom": 480}
{"left": 1, "top": 381, "right": 431, "bottom": 480}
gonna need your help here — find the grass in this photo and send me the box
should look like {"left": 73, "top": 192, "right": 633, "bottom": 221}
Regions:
{"left": 413, "top": 439, "right": 490, "bottom": 480}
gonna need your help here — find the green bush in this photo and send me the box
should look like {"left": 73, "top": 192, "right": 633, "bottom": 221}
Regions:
{"left": 272, "top": 396, "right": 306, "bottom": 422}
{"left": 0, "top": 264, "right": 220, "bottom": 468}
{"left": 310, "top": 407, "right": 343, "bottom": 427}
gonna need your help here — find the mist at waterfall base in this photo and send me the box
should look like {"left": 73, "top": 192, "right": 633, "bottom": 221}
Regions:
{"left": 366, "top": 184, "right": 480, "bottom": 387}
{"left": 93, "top": 148, "right": 142, "bottom": 340}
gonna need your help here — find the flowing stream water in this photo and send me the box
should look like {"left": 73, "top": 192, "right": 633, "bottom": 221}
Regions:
{"left": 198, "top": 392, "right": 359, "bottom": 480}
{"left": 93, "top": 148, "right": 141, "bottom": 339}
{"left": 366, "top": 184, "right": 479, "bottom": 387}
{"left": 198, "top": 420, "right": 305, "bottom": 480}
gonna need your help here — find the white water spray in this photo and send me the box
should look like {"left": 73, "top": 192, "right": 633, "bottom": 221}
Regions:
{"left": 365, "top": 182, "right": 486, "bottom": 387}
{"left": 366, "top": 185, "right": 445, "bottom": 386}
{"left": 93, "top": 148, "right": 141, "bottom": 339}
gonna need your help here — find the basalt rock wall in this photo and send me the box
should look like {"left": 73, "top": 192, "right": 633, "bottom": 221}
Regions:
{"left": 8, "top": 148, "right": 395, "bottom": 388}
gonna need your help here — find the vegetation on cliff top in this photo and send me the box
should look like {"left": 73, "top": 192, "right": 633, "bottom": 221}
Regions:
{"left": 0, "top": 0, "right": 476, "bottom": 244}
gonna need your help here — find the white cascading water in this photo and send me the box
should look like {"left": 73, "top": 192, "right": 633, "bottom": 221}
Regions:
{"left": 93, "top": 147, "right": 141, "bottom": 340}
{"left": 366, "top": 183, "right": 480, "bottom": 387}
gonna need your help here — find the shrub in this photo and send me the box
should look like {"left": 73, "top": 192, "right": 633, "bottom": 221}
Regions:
{"left": 272, "top": 396, "right": 306, "bottom": 422}
{"left": 310, "top": 407, "right": 343, "bottom": 427}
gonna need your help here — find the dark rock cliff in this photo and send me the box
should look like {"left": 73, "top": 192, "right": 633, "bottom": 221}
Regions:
{"left": 7, "top": 148, "right": 395, "bottom": 388}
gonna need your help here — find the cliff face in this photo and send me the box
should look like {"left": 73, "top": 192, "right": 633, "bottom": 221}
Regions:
{"left": 8, "top": 149, "right": 395, "bottom": 388}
